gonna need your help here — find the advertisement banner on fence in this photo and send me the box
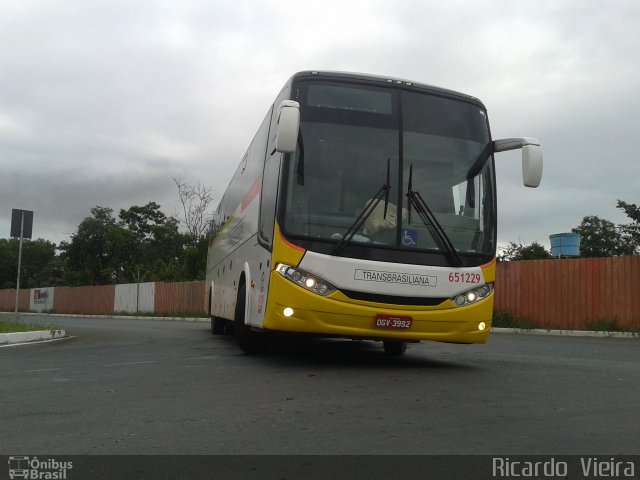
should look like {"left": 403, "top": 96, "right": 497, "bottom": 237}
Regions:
{"left": 30, "top": 287, "right": 55, "bottom": 312}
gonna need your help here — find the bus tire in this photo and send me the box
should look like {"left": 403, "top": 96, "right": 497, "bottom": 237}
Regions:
{"left": 211, "top": 316, "right": 225, "bottom": 335}
{"left": 224, "top": 319, "right": 235, "bottom": 335}
{"left": 383, "top": 341, "right": 407, "bottom": 355}
{"left": 235, "top": 284, "right": 272, "bottom": 354}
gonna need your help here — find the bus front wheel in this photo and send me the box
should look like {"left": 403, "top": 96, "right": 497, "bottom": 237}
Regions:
{"left": 383, "top": 341, "right": 407, "bottom": 355}
{"left": 235, "top": 284, "right": 272, "bottom": 354}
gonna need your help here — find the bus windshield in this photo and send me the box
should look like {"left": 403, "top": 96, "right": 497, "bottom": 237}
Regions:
{"left": 282, "top": 80, "right": 495, "bottom": 263}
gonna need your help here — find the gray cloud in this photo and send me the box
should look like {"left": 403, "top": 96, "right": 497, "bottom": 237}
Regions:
{"left": 1, "top": 0, "right": 639, "bottom": 250}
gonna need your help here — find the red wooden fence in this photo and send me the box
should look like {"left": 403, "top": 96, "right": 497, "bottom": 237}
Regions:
{"left": 494, "top": 257, "right": 640, "bottom": 329}
{"left": 2, "top": 258, "right": 639, "bottom": 330}
{"left": 0, "top": 289, "right": 29, "bottom": 312}
{"left": 154, "top": 281, "right": 206, "bottom": 315}
{"left": 53, "top": 285, "right": 116, "bottom": 315}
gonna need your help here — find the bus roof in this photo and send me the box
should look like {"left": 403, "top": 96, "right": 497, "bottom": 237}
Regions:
{"left": 289, "top": 70, "right": 486, "bottom": 108}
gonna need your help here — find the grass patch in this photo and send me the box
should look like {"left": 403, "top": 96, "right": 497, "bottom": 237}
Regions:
{"left": 585, "top": 318, "right": 639, "bottom": 334}
{"left": 492, "top": 310, "right": 537, "bottom": 330}
{"left": 0, "top": 319, "right": 53, "bottom": 333}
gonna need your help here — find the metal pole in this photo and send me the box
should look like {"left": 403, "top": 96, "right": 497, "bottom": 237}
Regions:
{"left": 14, "top": 211, "right": 24, "bottom": 321}
{"left": 136, "top": 267, "right": 140, "bottom": 313}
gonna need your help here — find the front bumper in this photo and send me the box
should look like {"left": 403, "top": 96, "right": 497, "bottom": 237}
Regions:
{"left": 262, "top": 272, "right": 492, "bottom": 344}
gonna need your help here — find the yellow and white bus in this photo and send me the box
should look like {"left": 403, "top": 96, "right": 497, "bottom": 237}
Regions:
{"left": 207, "top": 71, "right": 542, "bottom": 354}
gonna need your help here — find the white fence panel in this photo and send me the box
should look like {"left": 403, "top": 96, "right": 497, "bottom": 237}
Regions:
{"left": 114, "top": 283, "right": 155, "bottom": 313}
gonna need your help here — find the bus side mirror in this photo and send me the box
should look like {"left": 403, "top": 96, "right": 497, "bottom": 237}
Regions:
{"left": 493, "top": 137, "right": 543, "bottom": 188}
{"left": 275, "top": 100, "right": 300, "bottom": 153}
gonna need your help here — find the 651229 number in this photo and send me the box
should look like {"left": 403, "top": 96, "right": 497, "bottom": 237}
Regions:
{"left": 448, "top": 272, "right": 481, "bottom": 284}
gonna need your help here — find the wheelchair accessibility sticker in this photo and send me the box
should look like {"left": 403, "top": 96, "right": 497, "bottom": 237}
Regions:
{"left": 401, "top": 229, "right": 418, "bottom": 247}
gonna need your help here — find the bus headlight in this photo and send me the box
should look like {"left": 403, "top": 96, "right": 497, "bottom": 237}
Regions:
{"left": 275, "top": 264, "right": 336, "bottom": 297}
{"left": 452, "top": 283, "right": 493, "bottom": 307}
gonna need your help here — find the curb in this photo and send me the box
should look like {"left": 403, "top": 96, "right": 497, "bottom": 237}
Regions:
{"left": 491, "top": 327, "right": 639, "bottom": 339}
{"left": 0, "top": 329, "right": 66, "bottom": 345}
{"left": 0, "top": 312, "right": 209, "bottom": 323}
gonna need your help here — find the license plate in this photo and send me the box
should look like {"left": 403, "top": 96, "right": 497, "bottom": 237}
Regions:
{"left": 374, "top": 314, "right": 413, "bottom": 330}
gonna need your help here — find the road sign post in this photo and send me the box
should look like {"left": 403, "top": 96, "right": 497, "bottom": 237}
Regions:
{"left": 10, "top": 209, "right": 34, "bottom": 321}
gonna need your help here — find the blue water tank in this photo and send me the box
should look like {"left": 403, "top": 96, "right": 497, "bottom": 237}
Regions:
{"left": 549, "top": 233, "right": 581, "bottom": 257}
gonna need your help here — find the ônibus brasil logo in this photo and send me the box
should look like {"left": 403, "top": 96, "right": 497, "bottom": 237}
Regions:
{"left": 8, "top": 456, "right": 72, "bottom": 479}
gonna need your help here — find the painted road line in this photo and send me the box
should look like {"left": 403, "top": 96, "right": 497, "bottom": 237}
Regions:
{"left": 104, "top": 360, "right": 160, "bottom": 367}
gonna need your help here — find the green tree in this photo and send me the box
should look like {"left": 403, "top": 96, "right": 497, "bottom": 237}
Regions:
{"left": 21, "top": 239, "right": 60, "bottom": 287}
{"left": 572, "top": 215, "right": 633, "bottom": 257}
{"left": 181, "top": 237, "right": 209, "bottom": 280}
{"left": 0, "top": 238, "right": 60, "bottom": 288}
{"left": 0, "top": 238, "right": 18, "bottom": 288}
{"left": 61, "top": 206, "right": 137, "bottom": 285}
{"left": 118, "top": 202, "right": 187, "bottom": 282}
{"left": 3, "top": 196, "right": 213, "bottom": 288}
{"left": 617, "top": 199, "right": 640, "bottom": 254}
{"left": 119, "top": 202, "right": 171, "bottom": 242}
{"left": 499, "top": 241, "right": 552, "bottom": 261}
{"left": 60, "top": 203, "right": 205, "bottom": 285}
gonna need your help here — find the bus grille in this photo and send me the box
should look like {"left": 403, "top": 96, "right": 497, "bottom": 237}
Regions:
{"left": 340, "top": 290, "right": 447, "bottom": 307}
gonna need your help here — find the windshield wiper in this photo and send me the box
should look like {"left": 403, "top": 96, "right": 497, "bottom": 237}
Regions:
{"left": 296, "top": 129, "right": 305, "bottom": 185}
{"left": 332, "top": 158, "right": 391, "bottom": 255}
{"left": 406, "top": 164, "right": 463, "bottom": 267}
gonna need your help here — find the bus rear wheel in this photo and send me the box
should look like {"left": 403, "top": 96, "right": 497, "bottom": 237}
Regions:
{"left": 211, "top": 316, "right": 226, "bottom": 335}
{"left": 235, "top": 284, "right": 272, "bottom": 354}
{"left": 383, "top": 341, "right": 407, "bottom": 355}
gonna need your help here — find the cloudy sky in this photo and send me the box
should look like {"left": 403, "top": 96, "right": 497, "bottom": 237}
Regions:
{"left": 1, "top": 0, "right": 638, "bottom": 251}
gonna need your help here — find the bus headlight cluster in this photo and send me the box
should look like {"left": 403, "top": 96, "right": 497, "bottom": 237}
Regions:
{"left": 452, "top": 283, "right": 493, "bottom": 307}
{"left": 275, "top": 264, "right": 336, "bottom": 296}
